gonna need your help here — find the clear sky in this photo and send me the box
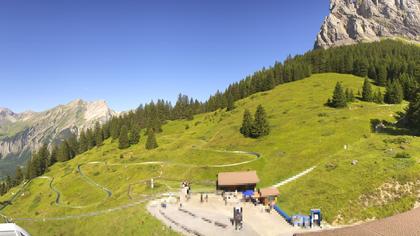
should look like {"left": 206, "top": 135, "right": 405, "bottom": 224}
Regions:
{"left": 0, "top": 0, "right": 329, "bottom": 112}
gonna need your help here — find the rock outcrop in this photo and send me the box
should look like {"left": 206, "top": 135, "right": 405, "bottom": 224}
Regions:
{"left": 315, "top": 0, "right": 420, "bottom": 48}
{"left": 0, "top": 99, "right": 115, "bottom": 175}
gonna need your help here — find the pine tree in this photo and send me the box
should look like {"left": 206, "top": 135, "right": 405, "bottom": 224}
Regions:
{"left": 67, "top": 133, "right": 79, "bottom": 158}
{"left": 384, "top": 80, "right": 404, "bottom": 104}
{"left": 240, "top": 109, "right": 253, "bottom": 137}
{"left": 29, "top": 153, "right": 41, "bottom": 178}
{"left": 37, "top": 144, "right": 49, "bottom": 174}
{"left": 368, "top": 66, "right": 378, "bottom": 82}
{"left": 226, "top": 93, "right": 235, "bottom": 111}
{"left": 25, "top": 159, "right": 32, "bottom": 180}
{"left": 400, "top": 73, "right": 418, "bottom": 101}
{"left": 129, "top": 127, "right": 140, "bottom": 145}
{"left": 329, "top": 82, "right": 347, "bottom": 108}
{"left": 251, "top": 105, "right": 270, "bottom": 138}
{"left": 377, "top": 64, "right": 387, "bottom": 86}
{"left": 86, "top": 128, "right": 96, "bottom": 149}
{"left": 57, "top": 141, "right": 71, "bottom": 162}
{"left": 14, "top": 167, "right": 23, "bottom": 185}
{"left": 0, "top": 183, "right": 5, "bottom": 196}
{"left": 49, "top": 145, "right": 58, "bottom": 166}
{"left": 373, "top": 89, "right": 383, "bottom": 103}
{"left": 118, "top": 125, "right": 130, "bottom": 149}
{"left": 94, "top": 122, "right": 103, "bottom": 147}
{"left": 79, "top": 130, "right": 88, "bottom": 153}
{"left": 362, "top": 78, "right": 374, "bottom": 102}
{"left": 110, "top": 119, "right": 120, "bottom": 140}
{"left": 145, "top": 129, "right": 158, "bottom": 150}
{"left": 405, "top": 93, "right": 420, "bottom": 131}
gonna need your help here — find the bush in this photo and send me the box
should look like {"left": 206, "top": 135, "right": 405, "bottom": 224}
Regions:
{"left": 394, "top": 152, "right": 411, "bottom": 159}
{"left": 383, "top": 137, "right": 410, "bottom": 145}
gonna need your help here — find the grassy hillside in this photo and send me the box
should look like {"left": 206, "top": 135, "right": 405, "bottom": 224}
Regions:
{"left": 1, "top": 73, "right": 419, "bottom": 235}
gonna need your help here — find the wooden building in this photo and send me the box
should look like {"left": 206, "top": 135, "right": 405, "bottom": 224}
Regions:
{"left": 258, "top": 187, "right": 279, "bottom": 205}
{"left": 216, "top": 171, "right": 260, "bottom": 192}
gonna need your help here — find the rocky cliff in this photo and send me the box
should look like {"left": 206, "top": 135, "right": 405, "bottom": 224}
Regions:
{"left": 0, "top": 99, "right": 115, "bottom": 176}
{"left": 315, "top": 0, "right": 420, "bottom": 48}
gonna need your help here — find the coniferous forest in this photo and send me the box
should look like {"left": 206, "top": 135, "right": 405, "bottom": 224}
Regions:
{"left": 6, "top": 40, "right": 419, "bottom": 196}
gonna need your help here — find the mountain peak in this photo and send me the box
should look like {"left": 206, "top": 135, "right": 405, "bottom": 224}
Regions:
{"left": 315, "top": 0, "right": 420, "bottom": 48}
{"left": 0, "top": 107, "right": 18, "bottom": 123}
{"left": 0, "top": 107, "right": 14, "bottom": 114}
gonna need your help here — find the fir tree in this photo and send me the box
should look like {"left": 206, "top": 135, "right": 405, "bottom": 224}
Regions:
{"left": 49, "top": 145, "right": 58, "bottom": 166}
{"left": 67, "top": 133, "right": 79, "bottom": 158}
{"left": 86, "top": 128, "right": 96, "bottom": 149}
{"left": 405, "top": 93, "right": 420, "bottom": 131}
{"left": 79, "top": 130, "right": 88, "bottom": 153}
{"left": 129, "top": 127, "right": 140, "bottom": 145}
{"left": 384, "top": 80, "right": 404, "bottom": 104}
{"left": 94, "top": 122, "right": 103, "bottom": 147}
{"left": 251, "top": 105, "right": 270, "bottom": 138}
{"left": 226, "top": 93, "right": 235, "bottom": 111}
{"left": 377, "top": 64, "right": 387, "bottom": 86}
{"left": 110, "top": 118, "right": 120, "bottom": 140}
{"left": 400, "top": 73, "right": 418, "bottom": 101}
{"left": 145, "top": 129, "right": 158, "bottom": 150}
{"left": 37, "top": 144, "right": 49, "bottom": 174}
{"left": 57, "top": 141, "right": 71, "bottom": 162}
{"left": 362, "top": 78, "right": 374, "bottom": 102}
{"left": 240, "top": 109, "right": 253, "bottom": 137}
{"left": 118, "top": 125, "right": 130, "bottom": 149}
{"left": 329, "top": 82, "right": 347, "bottom": 108}
{"left": 373, "top": 89, "right": 383, "bottom": 104}
{"left": 15, "top": 167, "right": 23, "bottom": 185}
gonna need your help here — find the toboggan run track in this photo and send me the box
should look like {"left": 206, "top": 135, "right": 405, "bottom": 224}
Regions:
{"left": 0, "top": 149, "right": 315, "bottom": 222}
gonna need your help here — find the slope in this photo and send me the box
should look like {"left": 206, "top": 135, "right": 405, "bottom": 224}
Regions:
{"left": 0, "top": 73, "right": 419, "bottom": 235}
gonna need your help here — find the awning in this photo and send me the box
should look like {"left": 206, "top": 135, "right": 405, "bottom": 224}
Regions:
{"left": 242, "top": 190, "right": 254, "bottom": 197}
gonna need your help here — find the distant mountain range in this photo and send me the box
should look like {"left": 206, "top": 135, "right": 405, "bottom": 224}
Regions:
{"left": 315, "top": 0, "right": 420, "bottom": 48}
{"left": 0, "top": 99, "right": 115, "bottom": 177}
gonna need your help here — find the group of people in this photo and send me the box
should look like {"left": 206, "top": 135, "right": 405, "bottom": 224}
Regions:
{"left": 200, "top": 193, "right": 209, "bottom": 203}
{"left": 181, "top": 181, "right": 191, "bottom": 201}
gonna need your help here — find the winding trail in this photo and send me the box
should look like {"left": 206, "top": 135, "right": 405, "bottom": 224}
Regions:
{"left": 0, "top": 149, "right": 262, "bottom": 222}
{"left": 1, "top": 148, "right": 316, "bottom": 223}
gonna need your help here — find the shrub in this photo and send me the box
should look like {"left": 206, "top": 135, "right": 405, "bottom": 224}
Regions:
{"left": 394, "top": 152, "right": 411, "bottom": 159}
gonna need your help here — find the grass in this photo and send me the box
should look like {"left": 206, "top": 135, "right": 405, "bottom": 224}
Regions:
{"left": 1, "top": 73, "right": 419, "bottom": 235}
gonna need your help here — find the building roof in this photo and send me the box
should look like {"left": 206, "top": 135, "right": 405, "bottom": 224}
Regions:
{"left": 0, "top": 223, "right": 30, "bottom": 235}
{"left": 217, "top": 171, "right": 260, "bottom": 186}
{"left": 259, "top": 187, "right": 279, "bottom": 197}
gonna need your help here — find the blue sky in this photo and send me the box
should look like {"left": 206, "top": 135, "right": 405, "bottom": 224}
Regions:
{"left": 0, "top": 0, "right": 329, "bottom": 112}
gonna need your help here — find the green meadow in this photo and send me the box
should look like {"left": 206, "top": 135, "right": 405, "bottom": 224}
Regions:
{"left": 1, "top": 73, "right": 419, "bottom": 235}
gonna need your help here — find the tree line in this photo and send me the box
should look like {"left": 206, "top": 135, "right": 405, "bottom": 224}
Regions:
{"left": 3, "top": 39, "right": 419, "bottom": 195}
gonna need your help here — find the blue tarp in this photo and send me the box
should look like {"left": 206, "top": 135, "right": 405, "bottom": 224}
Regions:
{"left": 242, "top": 190, "right": 254, "bottom": 196}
